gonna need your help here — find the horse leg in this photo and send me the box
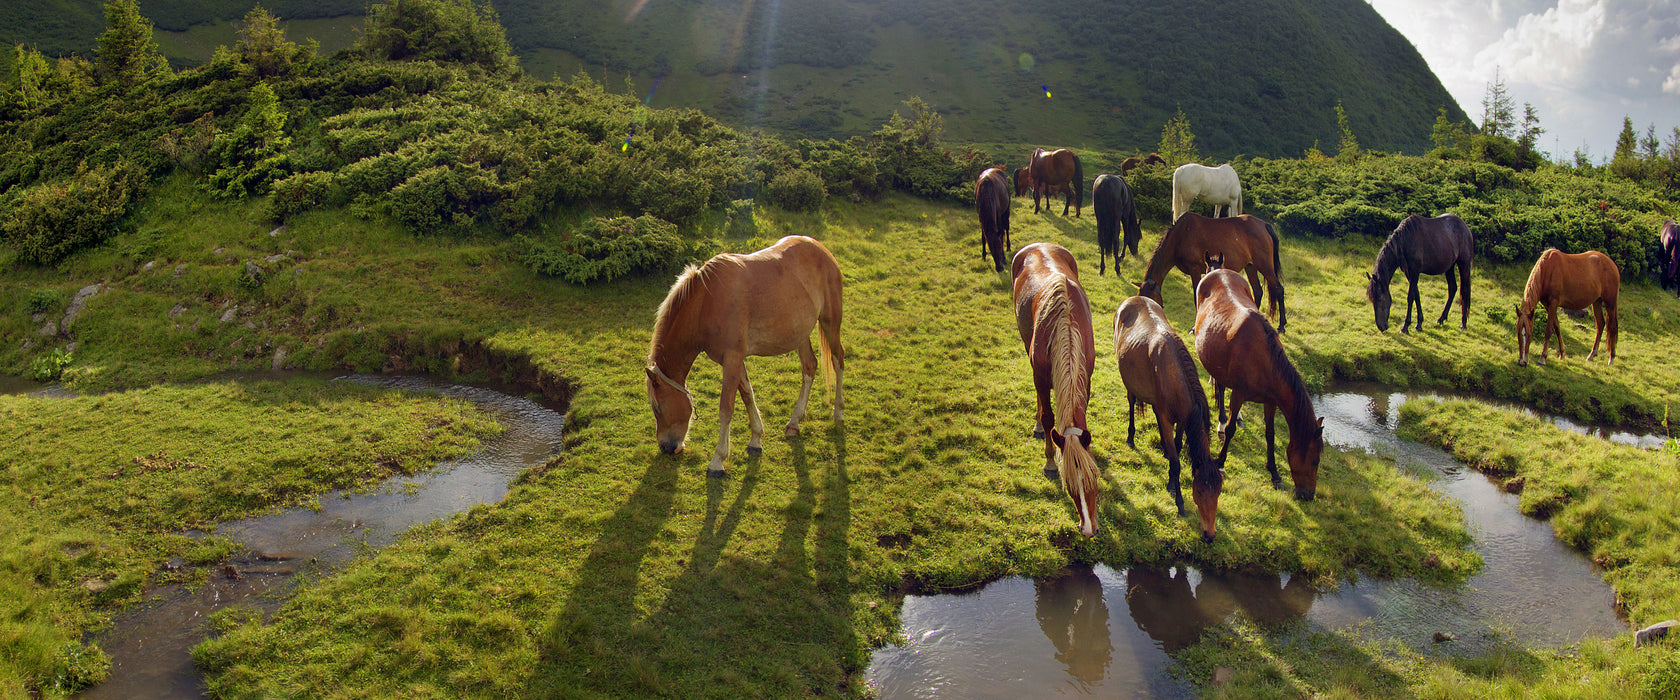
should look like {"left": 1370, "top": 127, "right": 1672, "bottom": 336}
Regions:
{"left": 1032, "top": 362, "right": 1052, "bottom": 440}
{"left": 1607, "top": 299, "right": 1618, "bottom": 365}
{"left": 1213, "top": 379, "right": 1226, "bottom": 428}
{"left": 1402, "top": 271, "right": 1419, "bottom": 333}
{"left": 1438, "top": 267, "right": 1458, "bottom": 326}
{"left": 1159, "top": 408, "right": 1185, "bottom": 516}
{"left": 1459, "top": 261, "right": 1471, "bottom": 329}
{"left": 786, "top": 339, "right": 818, "bottom": 436}
{"left": 1215, "top": 393, "right": 1245, "bottom": 467}
{"left": 1246, "top": 267, "right": 1265, "bottom": 312}
{"left": 738, "top": 367, "right": 766, "bottom": 456}
{"left": 1127, "top": 394, "right": 1137, "bottom": 448}
{"left": 710, "top": 357, "right": 744, "bottom": 473}
{"left": 1541, "top": 304, "right": 1559, "bottom": 363}
{"left": 1263, "top": 404, "right": 1283, "bottom": 489}
{"left": 1033, "top": 187, "right": 1042, "bottom": 215}
{"left": 1038, "top": 381, "right": 1058, "bottom": 472}
{"left": 1587, "top": 300, "right": 1605, "bottom": 362}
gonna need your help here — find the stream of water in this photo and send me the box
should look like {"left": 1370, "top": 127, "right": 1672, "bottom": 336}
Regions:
{"left": 865, "top": 387, "right": 1631, "bottom": 699}
{"left": 75, "top": 375, "right": 565, "bottom": 699}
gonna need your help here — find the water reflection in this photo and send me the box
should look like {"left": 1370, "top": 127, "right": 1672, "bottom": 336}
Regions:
{"left": 868, "top": 387, "right": 1627, "bottom": 698}
{"left": 1035, "top": 566, "right": 1111, "bottom": 685}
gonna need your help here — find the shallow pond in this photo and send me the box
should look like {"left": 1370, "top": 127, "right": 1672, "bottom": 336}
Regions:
{"left": 866, "top": 387, "right": 1628, "bottom": 698}
{"left": 77, "top": 375, "right": 565, "bottom": 699}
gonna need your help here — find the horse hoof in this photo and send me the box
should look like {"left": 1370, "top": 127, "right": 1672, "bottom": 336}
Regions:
{"left": 746, "top": 446, "right": 762, "bottom": 456}
{"left": 1042, "top": 467, "right": 1059, "bottom": 479}
{"left": 785, "top": 426, "right": 800, "bottom": 437}
{"left": 1032, "top": 428, "right": 1045, "bottom": 440}
{"left": 1201, "top": 532, "right": 1216, "bottom": 544}
{"left": 707, "top": 468, "right": 728, "bottom": 479}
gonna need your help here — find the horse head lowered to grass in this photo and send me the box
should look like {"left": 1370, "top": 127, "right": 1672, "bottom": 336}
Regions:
{"left": 646, "top": 235, "right": 844, "bottom": 474}
{"left": 1194, "top": 265, "right": 1321, "bottom": 501}
{"left": 1011, "top": 242, "right": 1101, "bottom": 537}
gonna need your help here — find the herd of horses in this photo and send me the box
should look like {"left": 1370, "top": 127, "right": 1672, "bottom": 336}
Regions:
{"left": 643, "top": 148, "right": 1664, "bottom": 542}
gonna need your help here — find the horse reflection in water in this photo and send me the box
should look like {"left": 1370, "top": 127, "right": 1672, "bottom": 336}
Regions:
{"left": 1124, "top": 567, "right": 1317, "bottom": 652}
{"left": 1034, "top": 566, "right": 1113, "bottom": 686}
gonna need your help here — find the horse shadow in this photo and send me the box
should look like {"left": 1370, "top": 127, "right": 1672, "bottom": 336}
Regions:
{"left": 525, "top": 429, "right": 857, "bottom": 696}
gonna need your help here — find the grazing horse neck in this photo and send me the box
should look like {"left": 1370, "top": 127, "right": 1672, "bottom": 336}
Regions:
{"left": 1373, "top": 233, "right": 1405, "bottom": 283}
{"left": 1143, "top": 224, "right": 1182, "bottom": 285}
{"left": 649, "top": 264, "right": 722, "bottom": 384}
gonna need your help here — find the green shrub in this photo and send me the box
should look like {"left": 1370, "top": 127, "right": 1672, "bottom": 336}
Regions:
{"left": 25, "top": 289, "right": 60, "bottom": 314}
{"left": 1, "top": 163, "right": 140, "bottom": 265}
{"left": 765, "top": 169, "right": 826, "bottom": 213}
{"left": 523, "top": 215, "right": 687, "bottom": 285}
{"left": 389, "top": 163, "right": 506, "bottom": 234}
{"left": 360, "top": 0, "right": 520, "bottom": 77}
{"left": 30, "top": 349, "right": 73, "bottom": 381}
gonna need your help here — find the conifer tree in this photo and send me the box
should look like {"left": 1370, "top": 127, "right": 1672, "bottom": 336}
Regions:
{"left": 96, "top": 0, "right": 167, "bottom": 86}
{"left": 1158, "top": 106, "right": 1199, "bottom": 165}
{"left": 1334, "top": 100, "right": 1360, "bottom": 161}
{"left": 1480, "top": 68, "right": 1514, "bottom": 138}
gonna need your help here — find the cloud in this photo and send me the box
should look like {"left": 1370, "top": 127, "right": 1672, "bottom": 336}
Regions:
{"left": 1473, "top": 0, "right": 1606, "bottom": 87}
{"left": 1666, "top": 65, "right": 1680, "bottom": 95}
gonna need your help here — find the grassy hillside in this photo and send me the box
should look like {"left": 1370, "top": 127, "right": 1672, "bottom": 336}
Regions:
{"left": 4, "top": 0, "right": 1466, "bottom": 157}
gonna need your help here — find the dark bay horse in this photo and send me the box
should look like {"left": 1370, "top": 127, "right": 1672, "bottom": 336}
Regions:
{"left": 975, "top": 166, "right": 1012, "bottom": 272}
{"left": 1660, "top": 220, "right": 1679, "bottom": 295}
{"left": 1119, "top": 152, "right": 1168, "bottom": 175}
{"left": 646, "top": 235, "right": 844, "bottom": 473}
{"left": 1021, "top": 148, "right": 1084, "bottom": 216}
{"left": 1114, "top": 295, "right": 1222, "bottom": 541}
{"left": 1516, "top": 248, "right": 1620, "bottom": 366}
{"left": 1137, "top": 213, "right": 1286, "bottom": 333}
{"left": 1365, "top": 213, "right": 1473, "bottom": 332}
{"left": 1092, "top": 173, "right": 1141, "bottom": 275}
{"left": 1194, "top": 268, "right": 1323, "bottom": 500}
{"left": 1012, "top": 242, "right": 1101, "bottom": 537}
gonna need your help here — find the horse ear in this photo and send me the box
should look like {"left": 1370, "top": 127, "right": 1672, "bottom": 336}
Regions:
{"left": 1364, "top": 271, "right": 1372, "bottom": 281}
{"left": 1131, "top": 279, "right": 1144, "bottom": 290}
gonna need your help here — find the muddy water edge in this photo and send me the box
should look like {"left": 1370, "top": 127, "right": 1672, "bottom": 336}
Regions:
{"left": 72, "top": 374, "right": 566, "bottom": 699}
{"left": 866, "top": 385, "right": 1633, "bottom": 699}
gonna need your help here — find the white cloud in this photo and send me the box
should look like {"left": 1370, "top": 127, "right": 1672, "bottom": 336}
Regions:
{"left": 1473, "top": 0, "right": 1606, "bottom": 87}
{"left": 1665, "top": 64, "right": 1680, "bottom": 95}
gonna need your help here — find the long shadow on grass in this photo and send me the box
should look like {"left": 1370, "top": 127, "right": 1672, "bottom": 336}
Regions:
{"left": 525, "top": 432, "right": 858, "bottom": 696}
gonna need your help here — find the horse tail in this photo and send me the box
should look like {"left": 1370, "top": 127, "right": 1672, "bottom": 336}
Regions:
{"left": 1234, "top": 183, "right": 1242, "bottom": 217}
{"left": 1265, "top": 218, "right": 1281, "bottom": 283}
{"left": 815, "top": 258, "right": 844, "bottom": 392}
{"left": 1121, "top": 180, "right": 1142, "bottom": 256}
{"left": 1072, "top": 153, "right": 1085, "bottom": 212}
{"left": 1170, "top": 169, "right": 1187, "bottom": 222}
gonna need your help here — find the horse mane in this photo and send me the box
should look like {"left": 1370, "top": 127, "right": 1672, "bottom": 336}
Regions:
{"left": 1143, "top": 214, "right": 1187, "bottom": 285}
{"left": 1036, "top": 273, "right": 1099, "bottom": 514}
{"left": 1168, "top": 336, "right": 1219, "bottom": 491}
{"left": 1256, "top": 313, "right": 1316, "bottom": 442}
{"left": 648, "top": 257, "right": 742, "bottom": 361}
{"left": 1370, "top": 217, "right": 1414, "bottom": 288}
{"left": 1519, "top": 249, "right": 1554, "bottom": 313}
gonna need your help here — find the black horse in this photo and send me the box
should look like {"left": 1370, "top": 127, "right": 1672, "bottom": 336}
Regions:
{"left": 1091, "top": 173, "right": 1141, "bottom": 275}
{"left": 975, "top": 166, "right": 1012, "bottom": 271}
{"left": 1660, "top": 220, "right": 1679, "bottom": 296}
{"left": 1365, "top": 213, "right": 1473, "bottom": 332}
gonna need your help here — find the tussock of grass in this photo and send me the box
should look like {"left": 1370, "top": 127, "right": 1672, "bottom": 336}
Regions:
{"left": 0, "top": 379, "right": 496, "bottom": 696}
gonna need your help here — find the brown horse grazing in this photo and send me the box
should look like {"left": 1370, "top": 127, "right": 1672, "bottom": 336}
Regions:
{"left": 1120, "top": 152, "right": 1168, "bottom": 175}
{"left": 1137, "top": 213, "right": 1287, "bottom": 333}
{"left": 1660, "top": 220, "right": 1680, "bottom": 296}
{"left": 1023, "top": 148, "right": 1085, "bottom": 216}
{"left": 1012, "top": 242, "right": 1101, "bottom": 537}
{"left": 646, "top": 235, "right": 844, "bottom": 474}
{"left": 1516, "top": 248, "right": 1620, "bottom": 367}
{"left": 1365, "top": 213, "right": 1473, "bottom": 333}
{"left": 1194, "top": 268, "right": 1323, "bottom": 500}
{"left": 975, "top": 166, "right": 1012, "bottom": 271}
{"left": 1114, "top": 295, "right": 1222, "bottom": 541}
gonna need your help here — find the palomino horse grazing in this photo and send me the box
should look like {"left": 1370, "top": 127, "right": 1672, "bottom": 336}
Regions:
{"left": 1019, "top": 148, "right": 1085, "bottom": 216}
{"left": 1660, "top": 220, "right": 1680, "bottom": 296}
{"left": 1011, "top": 242, "right": 1101, "bottom": 537}
{"left": 1516, "top": 249, "right": 1620, "bottom": 367}
{"left": 1194, "top": 267, "right": 1323, "bottom": 501}
{"left": 1114, "top": 295, "right": 1223, "bottom": 541}
{"left": 1366, "top": 214, "right": 1473, "bottom": 332}
{"left": 1137, "top": 213, "right": 1286, "bottom": 332}
{"left": 975, "top": 166, "right": 1012, "bottom": 272}
{"left": 646, "top": 235, "right": 844, "bottom": 474}
{"left": 1092, "top": 173, "right": 1141, "bottom": 275}
{"left": 1171, "top": 163, "right": 1242, "bottom": 222}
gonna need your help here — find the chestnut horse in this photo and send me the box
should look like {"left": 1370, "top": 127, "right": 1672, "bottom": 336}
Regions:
{"left": 1365, "top": 214, "right": 1473, "bottom": 332}
{"left": 975, "top": 166, "right": 1012, "bottom": 272}
{"left": 1516, "top": 248, "right": 1619, "bottom": 367}
{"left": 646, "top": 235, "right": 844, "bottom": 473}
{"left": 1018, "top": 148, "right": 1085, "bottom": 216}
{"left": 1660, "top": 220, "right": 1680, "bottom": 296}
{"left": 1120, "top": 152, "right": 1168, "bottom": 175}
{"left": 1194, "top": 267, "right": 1323, "bottom": 500}
{"left": 1092, "top": 173, "right": 1141, "bottom": 275}
{"left": 1012, "top": 242, "right": 1101, "bottom": 537}
{"left": 1171, "top": 163, "right": 1242, "bottom": 222}
{"left": 1137, "top": 213, "right": 1286, "bottom": 333}
{"left": 1114, "top": 295, "right": 1222, "bottom": 541}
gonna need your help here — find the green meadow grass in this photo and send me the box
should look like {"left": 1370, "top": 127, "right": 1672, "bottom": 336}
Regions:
{"left": 5, "top": 177, "right": 1680, "bottom": 696}
{"left": 0, "top": 378, "right": 496, "bottom": 697}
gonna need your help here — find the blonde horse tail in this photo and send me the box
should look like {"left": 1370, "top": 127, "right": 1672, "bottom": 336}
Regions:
{"left": 1171, "top": 173, "right": 1186, "bottom": 222}
{"left": 818, "top": 271, "right": 844, "bottom": 392}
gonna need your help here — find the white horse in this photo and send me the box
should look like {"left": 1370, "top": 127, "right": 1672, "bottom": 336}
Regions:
{"left": 1171, "top": 163, "right": 1243, "bottom": 222}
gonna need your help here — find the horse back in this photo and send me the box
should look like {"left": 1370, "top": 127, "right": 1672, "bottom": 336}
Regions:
{"left": 1114, "top": 296, "right": 1186, "bottom": 407}
{"left": 1167, "top": 214, "right": 1271, "bottom": 276}
{"left": 732, "top": 236, "right": 840, "bottom": 353}
{"left": 1194, "top": 275, "right": 1278, "bottom": 395}
{"left": 1530, "top": 249, "right": 1619, "bottom": 309}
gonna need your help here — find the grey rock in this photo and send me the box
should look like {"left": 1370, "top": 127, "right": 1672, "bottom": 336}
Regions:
{"left": 38, "top": 320, "right": 57, "bottom": 337}
{"left": 65, "top": 342, "right": 78, "bottom": 353}
{"left": 167, "top": 303, "right": 186, "bottom": 319}
{"left": 268, "top": 225, "right": 288, "bottom": 238}
{"left": 1212, "top": 667, "right": 1235, "bottom": 686}
{"left": 174, "top": 264, "right": 186, "bottom": 278}
{"left": 61, "top": 283, "right": 102, "bottom": 331}
{"left": 264, "top": 253, "right": 287, "bottom": 264}
{"left": 213, "top": 247, "right": 226, "bottom": 256}
{"left": 220, "top": 306, "right": 238, "bottom": 323}
{"left": 244, "top": 261, "right": 265, "bottom": 285}
{"left": 31, "top": 312, "right": 45, "bottom": 323}
{"left": 82, "top": 579, "right": 108, "bottom": 594}
{"left": 142, "top": 260, "right": 156, "bottom": 272}
{"left": 272, "top": 346, "right": 290, "bottom": 371}
{"left": 1636, "top": 620, "right": 1677, "bottom": 647}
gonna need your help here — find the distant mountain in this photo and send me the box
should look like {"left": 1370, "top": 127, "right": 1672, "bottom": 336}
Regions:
{"left": 4, "top": 0, "right": 1469, "bottom": 158}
